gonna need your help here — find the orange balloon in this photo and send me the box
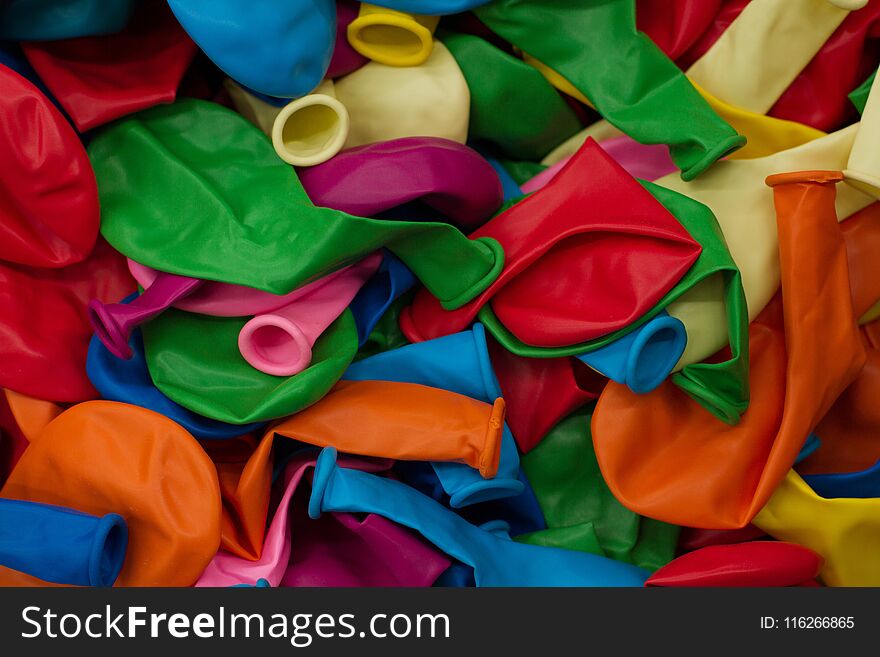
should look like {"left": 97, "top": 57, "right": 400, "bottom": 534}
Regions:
{"left": 842, "top": 203, "right": 880, "bottom": 318}
{"left": 3, "top": 389, "right": 63, "bottom": 443}
{"left": 592, "top": 171, "right": 865, "bottom": 529}
{"left": 202, "top": 433, "right": 273, "bottom": 560}
{"left": 267, "top": 380, "right": 505, "bottom": 478}
{"left": 0, "top": 401, "right": 221, "bottom": 586}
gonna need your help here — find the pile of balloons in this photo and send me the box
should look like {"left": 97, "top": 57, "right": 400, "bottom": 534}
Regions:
{"left": 2, "top": 0, "right": 880, "bottom": 588}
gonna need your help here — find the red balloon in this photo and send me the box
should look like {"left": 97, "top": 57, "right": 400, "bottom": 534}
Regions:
{"left": 0, "top": 65, "right": 98, "bottom": 269}
{"left": 0, "top": 395, "right": 30, "bottom": 487}
{"left": 0, "top": 239, "right": 136, "bottom": 402}
{"left": 22, "top": 2, "right": 197, "bottom": 132}
{"left": 676, "top": 0, "right": 750, "bottom": 70}
{"left": 646, "top": 541, "right": 823, "bottom": 587}
{"left": 488, "top": 336, "right": 605, "bottom": 453}
{"left": 636, "top": 0, "right": 723, "bottom": 60}
{"left": 677, "top": 525, "right": 767, "bottom": 552}
{"left": 401, "top": 138, "right": 701, "bottom": 348}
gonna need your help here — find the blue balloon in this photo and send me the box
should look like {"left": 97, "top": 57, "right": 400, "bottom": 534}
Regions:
{"left": 349, "top": 251, "right": 416, "bottom": 346}
{"left": 87, "top": 296, "right": 264, "bottom": 440}
{"left": 484, "top": 157, "right": 525, "bottom": 202}
{"left": 576, "top": 311, "right": 686, "bottom": 394}
{"left": 0, "top": 0, "right": 136, "bottom": 41}
{"left": 0, "top": 499, "right": 127, "bottom": 587}
{"left": 795, "top": 433, "right": 821, "bottom": 465}
{"left": 344, "top": 323, "right": 523, "bottom": 507}
{"left": 309, "top": 448, "right": 649, "bottom": 587}
{"left": 368, "top": 0, "right": 493, "bottom": 15}
{"left": 803, "top": 457, "right": 880, "bottom": 499}
{"left": 167, "top": 0, "right": 336, "bottom": 98}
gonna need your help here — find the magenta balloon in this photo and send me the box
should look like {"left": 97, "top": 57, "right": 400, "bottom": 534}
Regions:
{"left": 327, "top": 0, "right": 369, "bottom": 78}
{"left": 298, "top": 137, "right": 504, "bottom": 230}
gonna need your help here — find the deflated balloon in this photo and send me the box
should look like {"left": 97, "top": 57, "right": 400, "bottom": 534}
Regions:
{"left": 0, "top": 0, "right": 136, "bottom": 41}
{"left": 21, "top": 2, "right": 197, "bottom": 132}
{"left": 592, "top": 171, "right": 865, "bottom": 529}
{"left": 298, "top": 137, "right": 503, "bottom": 229}
{"left": 0, "top": 239, "right": 136, "bottom": 402}
{"left": 0, "top": 401, "right": 221, "bottom": 586}
{"left": 0, "top": 64, "right": 99, "bottom": 268}
{"left": 474, "top": 0, "right": 744, "bottom": 180}
{"left": 89, "top": 99, "right": 503, "bottom": 311}
{"left": 166, "top": 0, "right": 336, "bottom": 98}
{"left": 142, "top": 308, "right": 358, "bottom": 425}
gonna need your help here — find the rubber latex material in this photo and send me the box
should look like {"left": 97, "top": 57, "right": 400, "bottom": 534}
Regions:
{"left": 850, "top": 70, "right": 875, "bottom": 115}
{"left": 128, "top": 259, "right": 363, "bottom": 318}
{"left": 677, "top": 525, "right": 768, "bottom": 552}
{"left": 166, "top": 0, "right": 335, "bottom": 98}
{"left": 441, "top": 31, "right": 582, "bottom": 161}
{"left": 474, "top": 0, "right": 744, "bottom": 180}
{"left": 142, "top": 309, "right": 358, "bottom": 425}
{"left": 298, "top": 137, "right": 503, "bottom": 229}
{"left": 0, "top": 0, "right": 136, "bottom": 41}
{"left": 0, "top": 393, "right": 32, "bottom": 485}
{"left": 400, "top": 138, "right": 701, "bottom": 349}
{"left": 845, "top": 69, "right": 880, "bottom": 197}
{"left": 198, "top": 452, "right": 448, "bottom": 587}
{"left": 271, "top": 80, "right": 350, "bottom": 167}
{"left": 521, "top": 408, "right": 679, "bottom": 571}
{"left": 308, "top": 448, "right": 649, "bottom": 586}
{"left": 754, "top": 470, "right": 880, "bottom": 586}
{"left": 239, "top": 253, "right": 380, "bottom": 376}
{"left": 347, "top": 4, "right": 439, "bottom": 67}
{"left": 488, "top": 338, "right": 606, "bottom": 453}
{"left": 635, "top": 0, "right": 722, "bottom": 60}
{"left": 0, "top": 239, "right": 136, "bottom": 402}
{"left": 0, "top": 499, "right": 127, "bottom": 587}
{"left": 0, "top": 401, "right": 221, "bottom": 586}
{"left": 656, "top": 124, "right": 873, "bottom": 345}
{"left": 803, "top": 458, "right": 880, "bottom": 498}
{"left": 89, "top": 99, "right": 502, "bottom": 310}
{"left": 0, "top": 64, "right": 99, "bottom": 268}
{"left": 576, "top": 311, "right": 687, "bottom": 394}
{"left": 344, "top": 324, "right": 523, "bottom": 507}
{"left": 21, "top": 2, "right": 197, "bottom": 132}
{"left": 268, "top": 380, "right": 505, "bottom": 478}
{"left": 334, "top": 41, "right": 470, "bottom": 148}
{"left": 223, "top": 78, "right": 282, "bottom": 136}
{"left": 87, "top": 324, "right": 264, "bottom": 440}
{"left": 328, "top": 0, "right": 369, "bottom": 78}
{"left": 349, "top": 252, "right": 416, "bottom": 345}
{"left": 592, "top": 171, "right": 866, "bottom": 529}
{"left": 686, "top": 0, "right": 851, "bottom": 115}
{"left": 769, "top": 2, "right": 880, "bottom": 131}
{"left": 645, "top": 541, "right": 823, "bottom": 587}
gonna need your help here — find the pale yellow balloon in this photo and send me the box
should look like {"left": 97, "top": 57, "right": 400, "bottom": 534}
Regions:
{"left": 347, "top": 4, "right": 440, "bottom": 67}
{"left": 754, "top": 470, "right": 880, "bottom": 587}
{"left": 686, "top": 0, "right": 852, "bottom": 115}
{"left": 271, "top": 80, "right": 350, "bottom": 167}
{"left": 335, "top": 41, "right": 470, "bottom": 148}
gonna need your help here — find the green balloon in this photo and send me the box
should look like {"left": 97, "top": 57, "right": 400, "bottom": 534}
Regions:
{"left": 516, "top": 522, "right": 605, "bottom": 558}
{"left": 474, "top": 0, "right": 745, "bottom": 180}
{"left": 142, "top": 308, "right": 358, "bottom": 424}
{"left": 479, "top": 179, "right": 750, "bottom": 424}
{"left": 495, "top": 158, "right": 549, "bottom": 186}
{"left": 521, "top": 408, "right": 679, "bottom": 572}
{"left": 441, "top": 31, "right": 582, "bottom": 161}
{"left": 88, "top": 99, "right": 503, "bottom": 310}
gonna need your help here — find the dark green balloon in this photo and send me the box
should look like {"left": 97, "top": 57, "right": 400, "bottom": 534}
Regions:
{"left": 521, "top": 408, "right": 679, "bottom": 571}
{"left": 849, "top": 70, "right": 874, "bottom": 115}
{"left": 142, "top": 308, "right": 358, "bottom": 424}
{"left": 441, "top": 30, "right": 582, "bottom": 161}
{"left": 89, "top": 99, "right": 503, "bottom": 310}
{"left": 474, "top": 0, "right": 745, "bottom": 180}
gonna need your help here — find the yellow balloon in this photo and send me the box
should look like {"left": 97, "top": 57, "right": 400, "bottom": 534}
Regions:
{"left": 347, "top": 4, "right": 439, "bottom": 67}
{"left": 844, "top": 67, "right": 880, "bottom": 199}
{"left": 754, "top": 470, "right": 880, "bottom": 586}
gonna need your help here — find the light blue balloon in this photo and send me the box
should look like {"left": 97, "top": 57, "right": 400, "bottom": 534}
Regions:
{"left": 576, "top": 311, "right": 686, "bottom": 394}
{"left": 309, "top": 448, "right": 649, "bottom": 587}
{"left": 0, "top": 499, "right": 127, "bottom": 587}
{"left": 0, "top": 0, "right": 136, "bottom": 41}
{"left": 344, "top": 323, "right": 523, "bottom": 507}
{"left": 167, "top": 0, "right": 336, "bottom": 98}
